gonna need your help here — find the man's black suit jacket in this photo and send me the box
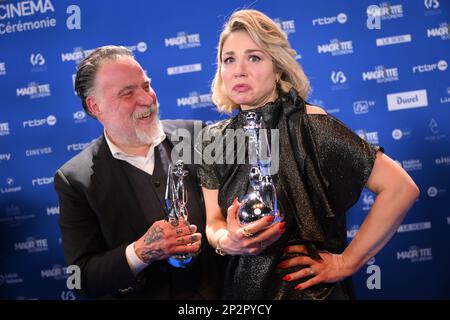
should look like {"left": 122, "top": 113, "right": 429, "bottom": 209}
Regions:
{"left": 54, "top": 120, "right": 225, "bottom": 299}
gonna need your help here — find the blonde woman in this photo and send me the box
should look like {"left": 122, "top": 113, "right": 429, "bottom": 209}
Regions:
{"left": 197, "top": 9, "right": 419, "bottom": 300}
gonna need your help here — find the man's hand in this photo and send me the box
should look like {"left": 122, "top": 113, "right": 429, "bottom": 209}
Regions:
{"left": 134, "top": 219, "right": 201, "bottom": 264}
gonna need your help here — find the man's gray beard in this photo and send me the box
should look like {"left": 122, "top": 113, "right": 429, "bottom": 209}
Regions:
{"left": 135, "top": 116, "right": 163, "bottom": 145}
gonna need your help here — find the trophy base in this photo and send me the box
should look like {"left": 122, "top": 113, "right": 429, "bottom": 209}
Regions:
{"left": 167, "top": 255, "right": 193, "bottom": 268}
{"left": 238, "top": 193, "right": 283, "bottom": 225}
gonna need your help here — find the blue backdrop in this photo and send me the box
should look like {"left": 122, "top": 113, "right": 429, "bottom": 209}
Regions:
{"left": 0, "top": 0, "right": 449, "bottom": 300}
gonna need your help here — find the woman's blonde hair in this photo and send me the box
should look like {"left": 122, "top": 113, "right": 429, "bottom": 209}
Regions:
{"left": 212, "top": 9, "right": 310, "bottom": 113}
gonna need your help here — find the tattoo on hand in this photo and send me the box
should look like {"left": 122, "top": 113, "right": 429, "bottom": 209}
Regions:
{"left": 190, "top": 235, "right": 198, "bottom": 242}
{"left": 145, "top": 226, "right": 164, "bottom": 245}
{"left": 141, "top": 248, "right": 164, "bottom": 263}
{"left": 176, "top": 228, "right": 183, "bottom": 235}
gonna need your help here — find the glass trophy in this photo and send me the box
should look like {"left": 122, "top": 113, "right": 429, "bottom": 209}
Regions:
{"left": 165, "top": 160, "right": 196, "bottom": 268}
{"left": 238, "top": 112, "right": 282, "bottom": 225}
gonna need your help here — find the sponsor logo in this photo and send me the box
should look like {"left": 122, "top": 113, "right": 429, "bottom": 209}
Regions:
{"left": 0, "top": 273, "right": 23, "bottom": 286}
{"left": 67, "top": 141, "right": 92, "bottom": 152}
{"left": 14, "top": 237, "right": 49, "bottom": 253}
{"left": 0, "top": 204, "right": 35, "bottom": 226}
{"left": 440, "top": 87, "right": 450, "bottom": 104}
{"left": 165, "top": 31, "right": 201, "bottom": 49}
{"left": 61, "top": 291, "right": 76, "bottom": 300}
{"left": 23, "top": 115, "right": 56, "bottom": 128}
{"left": 330, "top": 71, "right": 348, "bottom": 90}
{"left": 331, "top": 71, "right": 346, "bottom": 84}
{"left": 412, "top": 59, "right": 447, "bottom": 73}
{"left": 40, "top": 265, "right": 69, "bottom": 280}
{"left": 353, "top": 100, "right": 375, "bottom": 115}
{"left": 25, "top": 146, "right": 52, "bottom": 156}
{"left": 1, "top": 178, "right": 22, "bottom": 194}
{"left": 0, "top": 122, "right": 10, "bottom": 136}
{"left": 176, "top": 92, "right": 213, "bottom": 109}
{"left": 347, "top": 225, "right": 359, "bottom": 239}
{"left": 0, "top": 61, "right": 6, "bottom": 75}
{"left": 167, "top": 63, "right": 202, "bottom": 75}
{"left": 73, "top": 110, "right": 86, "bottom": 123}
{"left": 425, "top": 118, "right": 446, "bottom": 141}
{"left": 362, "top": 191, "right": 375, "bottom": 211}
{"left": 424, "top": 0, "right": 442, "bottom": 16}
{"left": 317, "top": 39, "right": 353, "bottom": 56}
{"left": 61, "top": 42, "right": 147, "bottom": 63}
{"left": 31, "top": 176, "right": 54, "bottom": 186}
{"left": 424, "top": 0, "right": 440, "bottom": 9}
{"left": 273, "top": 18, "right": 296, "bottom": 35}
{"left": 356, "top": 130, "right": 379, "bottom": 145}
{"left": 362, "top": 65, "right": 399, "bottom": 83}
{"left": 392, "top": 128, "right": 412, "bottom": 140}
{"left": 427, "top": 185, "right": 447, "bottom": 197}
{"left": 376, "top": 34, "right": 411, "bottom": 46}
{"left": 397, "top": 222, "right": 431, "bottom": 233}
{"left": 46, "top": 206, "right": 59, "bottom": 215}
{"left": 435, "top": 156, "right": 450, "bottom": 165}
{"left": 0, "top": 153, "right": 11, "bottom": 162}
{"left": 368, "top": 3, "right": 404, "bottom": 20}
{"left": 397, "top": 246, "right": 432, "bottom": 262}
{"left": 387, "top": 89, "right": 428, "bottom": 111}
{"left": 30, "top": 53, "right": 47, "bottom": 72}
{"left": 312, "top": 13, "right": 347, "bottom": 26}
{"left": 16, "top": 82, "right": 51, "bottom": 99}
{"left": 399, "top": 159, "right": 423, "bottom": 171}
{"left": 427, "top": 22, "right": 450, "bottom": 40}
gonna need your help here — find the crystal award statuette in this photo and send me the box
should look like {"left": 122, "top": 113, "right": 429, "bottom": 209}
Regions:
{"left": 238, "top": 112, "right": 282, "bottom": 225}
{"left": 165, "top": 160, "right": 196, "bottom": 268}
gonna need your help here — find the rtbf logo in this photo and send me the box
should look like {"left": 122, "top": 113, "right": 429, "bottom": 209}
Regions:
{"left": 412, "top": 59, "right": 447, "bottom": 73}
{"left": 23, "top": 115, "right": 57, "bottom": 128}
{"left": 32, "top": 176, "right": 54, "bottom": 186}
{"left": 312, "top": 13, "right": 347, "bottom": 26}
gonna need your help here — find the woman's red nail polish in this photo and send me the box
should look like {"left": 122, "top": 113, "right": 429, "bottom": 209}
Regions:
{"left": 284, "top": 247, "right": 290, "bottom": 253}
{"left": 294, "top": 284, "right": 302, "bottom": 290}
{"left": 282, "top": 275, "right": 291, "bottom": 281}
{"left": 266, "top": 215, "right": 275, "bottom": 222}
{"left": 278, "top": 222, "right": 286, "bottom": 229}
{"left": 233, "top": 198, "right": 238, "bottom": 206}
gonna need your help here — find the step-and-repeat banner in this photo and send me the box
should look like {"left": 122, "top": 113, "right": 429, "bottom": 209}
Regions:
{"left": 0, "top": 0, "right": 449, "bottom": 299}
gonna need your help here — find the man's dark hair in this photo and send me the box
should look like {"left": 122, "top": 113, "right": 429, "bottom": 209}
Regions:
{"left": 74, "top": 45, "right": 133, "bottom": 118}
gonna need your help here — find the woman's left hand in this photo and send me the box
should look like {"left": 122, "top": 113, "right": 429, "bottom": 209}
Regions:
{"left": 277, "top": 245, "right": 356, "bottom": 290}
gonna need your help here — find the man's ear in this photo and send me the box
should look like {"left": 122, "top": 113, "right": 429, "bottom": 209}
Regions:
{"left": 86, "top": 96, "right": 101, "bottom": 118}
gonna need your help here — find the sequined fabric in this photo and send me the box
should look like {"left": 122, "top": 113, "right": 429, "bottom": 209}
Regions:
{"left": 196, "top": 89, "right": 381, "bottom": 300}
